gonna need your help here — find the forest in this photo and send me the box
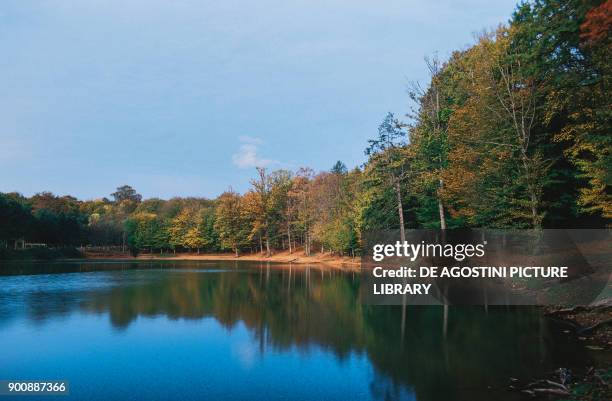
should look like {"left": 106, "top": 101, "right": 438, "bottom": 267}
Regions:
{"left": 1, "top": 0, "right": 610, "bottom": 258}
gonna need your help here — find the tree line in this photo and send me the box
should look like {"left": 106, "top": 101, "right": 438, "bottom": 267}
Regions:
{"left": 0, "top": 0, "right": 609, "bottom": 257}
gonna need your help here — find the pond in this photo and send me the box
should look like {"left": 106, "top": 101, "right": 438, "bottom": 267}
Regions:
{"left": 0, "top": 260, "right": 605, "bottom": 400}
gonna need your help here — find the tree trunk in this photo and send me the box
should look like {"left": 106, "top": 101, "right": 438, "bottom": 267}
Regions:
{"left": 522, "top": 154, "right": 540, "bottom": 228}
{"left": 308, "top": 233, "right": 312, "bottom": 256}
{"left": 530, "top": 191, "right": 538, "bottom": 228}
{"left": 395, "top": 181, "right": 406, "bottom": 243}
{"left": 265, "top": 234, "right": 271, "bottom": 257}
{"left": 438, "top": 198, "right": 446, "bottom": 230}
{"left": 288, "top": 226, "right": 292, "bottom": 254}
{"left": 443, "top": 304, "right": 449, "bottom": 339}
{"left": 438, "top": 179, "right": 447, "bottom": 230}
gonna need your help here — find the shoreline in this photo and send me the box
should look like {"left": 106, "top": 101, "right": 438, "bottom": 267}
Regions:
{"left": 81, "top": 250, "right": 361, "bottom": 269}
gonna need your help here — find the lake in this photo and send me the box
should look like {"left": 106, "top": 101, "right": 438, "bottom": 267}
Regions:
{"left": 0, "top": 260, "right": 606, "bottom": 400}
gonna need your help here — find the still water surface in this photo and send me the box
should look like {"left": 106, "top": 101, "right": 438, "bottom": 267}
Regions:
{"left": 0, "top": 260, "right": 604, "bottom": 401}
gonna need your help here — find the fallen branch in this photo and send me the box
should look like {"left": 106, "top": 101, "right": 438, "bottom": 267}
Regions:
{"left": 532, "top": 388, "right": 570, "bottom": 397}
{"left": 544, "top": 380, "right": 569, "bottom": 392}
{"left": 546, "top": 306, "right": 588, "bottom": 315}
{"left": 594, "top": 372, "right": 608, "bottom": 386}
{"left": 521, "top": 389, "right": 535, "bottom": 397}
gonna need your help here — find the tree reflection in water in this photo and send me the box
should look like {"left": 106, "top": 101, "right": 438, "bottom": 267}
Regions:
{"left": 0, "top": 260, "right": 598, "bottom": 401}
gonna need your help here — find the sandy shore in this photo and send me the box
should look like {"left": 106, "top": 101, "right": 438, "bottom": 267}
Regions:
{"left": 83, "top": 249, "right": 361, "bottom": 269}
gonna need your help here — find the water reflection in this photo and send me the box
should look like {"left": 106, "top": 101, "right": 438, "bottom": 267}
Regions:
{"left": 0, "top": 261, "right": 600, "bottom": 401}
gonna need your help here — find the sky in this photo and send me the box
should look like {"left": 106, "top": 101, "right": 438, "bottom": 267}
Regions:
{"left": 0, "top": 0, "right": 518, "bottom": 200}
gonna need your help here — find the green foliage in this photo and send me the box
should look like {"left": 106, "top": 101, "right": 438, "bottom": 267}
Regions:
{"left": 0, "top": 193, "right": 32, "bottom": 245}
{"left": 214, "top": 190, "right": 250, "bottom": 255}
{"left": 1, "top": 0, "right": 608, "bottom": 259}
{"left": 399, "top": 0, "right": 610, "bottom": 229}
{"left": 331, "top": 160, "right": 348, "bottom": 175}
{"left": 111, "top": 185, "right": 142, "bottom": 203}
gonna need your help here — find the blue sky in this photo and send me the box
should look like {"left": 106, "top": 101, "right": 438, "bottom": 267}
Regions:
{"left": 0, "top": 0, "right": 517, "bottom": 200}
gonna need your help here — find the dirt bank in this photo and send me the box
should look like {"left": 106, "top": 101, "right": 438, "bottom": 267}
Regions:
{"left": 545, "top": 298, "right": 612, "bottom": 350}
{"left": 83, "top": 248, "right": 361, "bottom": 269}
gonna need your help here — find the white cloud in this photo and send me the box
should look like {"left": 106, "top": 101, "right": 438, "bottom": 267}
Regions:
{"left": 232, "top": 136, "right": 278, "bottom": 169}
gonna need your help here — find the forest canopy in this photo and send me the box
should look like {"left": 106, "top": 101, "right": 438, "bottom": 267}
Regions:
{"left": 1, "top": 0, "right": 610, "bottom": 257}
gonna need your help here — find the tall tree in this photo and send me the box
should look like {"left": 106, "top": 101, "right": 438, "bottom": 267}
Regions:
{"left": 409, "top": 56, "right": 452, "bottom": 229}
{"left": 285, "top": 168, "right": 313, "bottom": 255}
{"left": 365, "top": 113, "right": 410, "bottom": 241}
{"left": 214, "top": 190, "right": 248, "bottom": 257}
{"left": 249, "top": 167, "right": 275, "bottom": 257}
{"left": 111, "top": 185, "right": 142, "bottom": 203}
{"left": 0, "top": 193, "right": 32, "bottom": 248}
